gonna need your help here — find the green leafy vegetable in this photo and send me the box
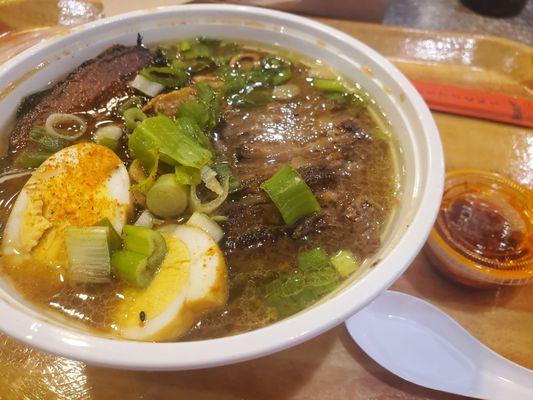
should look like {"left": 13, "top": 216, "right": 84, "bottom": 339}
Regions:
{"left": 172, "top": 58, "right": 212, "bottom": 73}
{"left": 330, "top": 250, "right": 359, "bottom": 278}
{"left": 175, "top": 165, "right": 201, "bottom": 185}
{"left": 261, "top": 56, "right": 292, "bottom": 85}
{"left": 174, "top": 117, "right": 212, "bottom": 150}
{"left": 131, "top": 155, "right": 159, "bottom": 195}
{"left": 196, "top": 82, "right": 220, "bottom": 129}
{"left": 139, "top": 66, "right": 189, "bottom": 88}
{"left": 176, "top": 37, "right": 232, "bottom": 67}
{"left": 211, "top": 162, "right": 241, "bottom": 193}
{"left": 29, "top": 126, "right": 69, "bottom": 152}
{"left": 327, "top": 92, "right": 368, "bottom": 111}
{"left": 218, "top": 56, "right": 292, "bottom": 106}
{"left": 297, "top": 247, "right": 329, "bottom": 272}
{"left": 177, "top": 100, "right": 209, "bottom": 128}
{"left": 260, "top": 165, "right": 320, "bottom": 225}
{"left": 128, "top": 115, "right": 212, "bottom": 169}
{"left": 177, "top": 82, "right": 220, "bottom": 131}
{"left": 263, "top": 267, "right": 339, "bottom": 318}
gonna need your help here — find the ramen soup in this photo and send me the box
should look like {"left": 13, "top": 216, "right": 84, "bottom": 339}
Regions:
{"left": 0, "top": 38, "right": 399, "bottom": 341}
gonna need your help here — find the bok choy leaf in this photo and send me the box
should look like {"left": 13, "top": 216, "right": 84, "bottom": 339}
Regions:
{"left": 128, "top": 115, "right": 212, "bottom": 170}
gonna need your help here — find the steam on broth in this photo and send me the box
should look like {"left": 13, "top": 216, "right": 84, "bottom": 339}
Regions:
{"left": 0, "top": 38, "right": 399, "bottom": 341}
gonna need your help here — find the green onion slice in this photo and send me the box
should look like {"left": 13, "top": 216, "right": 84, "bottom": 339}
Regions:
{"left": 330, "top": 250, "right": 360, "bottom": 278}
{"left": 123, "top": 108, "right": 147, "bottom": 131}
{"left": 93, "top": 218, "right": 122, "bottom": 253}
{"left": 260, "top": 165, "right": 320, "bottom": 225}
{"left": 130, "top": 75, "right": 164, "bottom": 97}
{"left": 122, "top": 225, "right": 167, "bottom": 274}
{"left": 111, "top": 250, "right": 150, "bottom": 287}
{"left": 29, "top": 126, "right": 69, "bottom": 152}
{"left": 190, "top": 176, "right": 229, "bottom": 214}
{"left": 311, "top": 78, "right": 347, "bottom": 93}
{"left": 65, "top": 226, "right": 111, "bottom": 284}
{"left": 15, "top": 150, "right": 52, "bottom": 168}
{"left": 45, "top": 113, "right": 87, "bottom": 141}
{"left": 146, "top": 174, "right": 188, "bottom": 218}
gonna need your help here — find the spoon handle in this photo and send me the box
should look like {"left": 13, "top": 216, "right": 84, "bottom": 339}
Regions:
{"left": 476, "top": 358, "right": 533, "bottom": 399}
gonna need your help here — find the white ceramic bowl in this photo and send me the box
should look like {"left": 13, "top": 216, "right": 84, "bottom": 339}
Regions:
{"left": 0, "top": 4, "right": 444, "bottom": 370}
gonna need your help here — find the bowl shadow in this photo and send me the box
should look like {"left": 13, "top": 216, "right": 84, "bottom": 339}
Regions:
{"left": 86, "top": 329, "right": 337, "bottom": 400}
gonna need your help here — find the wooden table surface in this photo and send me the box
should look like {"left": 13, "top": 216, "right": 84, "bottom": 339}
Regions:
{"left": 0, "top": 2, "right": 531, "bottom": 399}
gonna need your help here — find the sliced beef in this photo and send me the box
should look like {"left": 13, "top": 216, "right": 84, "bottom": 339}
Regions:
{"left": 10, "top": 43, "right": 155, "bottom": 152}
{"left": 216, "top": 92, "right": 394, "bottom": 262}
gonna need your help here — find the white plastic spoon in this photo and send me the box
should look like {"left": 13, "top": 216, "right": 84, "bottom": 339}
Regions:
{"left": 345, "top": 290, "right": 533, "bottom": 399}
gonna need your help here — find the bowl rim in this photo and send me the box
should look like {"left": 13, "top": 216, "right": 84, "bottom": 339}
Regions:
{"left": 0, "top": 4, "right": 444, "bottom": 370}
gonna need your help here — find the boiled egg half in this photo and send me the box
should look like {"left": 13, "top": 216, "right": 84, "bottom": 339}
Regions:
{"left": 2, "top": 142, "right": 131, "bottom": 267}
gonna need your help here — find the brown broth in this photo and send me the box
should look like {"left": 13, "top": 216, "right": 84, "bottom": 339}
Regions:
{"left": 0, "top": 40, "right": 399, "bottom": 340}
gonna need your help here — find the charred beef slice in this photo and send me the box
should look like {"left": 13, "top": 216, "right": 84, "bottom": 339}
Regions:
{"left": 9, "top": 44, "right": 155, "bottom": 152}
{"left": 216, "top": 91, "right": 395, "bottom": 271}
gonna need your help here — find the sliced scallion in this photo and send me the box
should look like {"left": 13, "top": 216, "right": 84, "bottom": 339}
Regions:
{"left": 272, "top": 84, "right": 300, "bottom": 100}
{"left": 94, "top": 124, "right": 122, "bottom": 149}
{"left": 45, "top": 113, "right": 87, "bottom": 141}
{"left": 29, "top": 126, "right": 69, "bottom": 152}
{"left": 146, "top": 174, "right": 188, "bottom": 218}
{"left": 15, "top": 150, "right": 52, "bottom": 168}
{"left": 123, "top": 108, "right": 147, "bottom": 130}
{"left": 312, "top": 78, "right": 347, "bottom": 93}
{"left": 122, "top": 225, "right": 167, "bottom": 274}
{"left": 134, "top": 210, "right": 157, "bottom": 228}
{"left": 330, "top": 250, "right": 359, "bottom": 278}
{"left": 130, "top": 74, "right": 164, "bottom": 97}
{"left": 190, "top": 175, "right": 229, "bottom": 214}
{"left": 65, "top": 226, "right": 111, "bottom": 284}
{"left": 93, "top": 218, "right": 122, "bottom": 253}
{"left": 260, "top": 165, "right": 320, "bottom": 225}
{"left": 200, "top": 165, "right": 223, "bottom": 195}
{"left": 111, "top": 250, "right": 150, "bottom": 287}
{"left": 118, "top": 96, "right": 142, "bottom": 114}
